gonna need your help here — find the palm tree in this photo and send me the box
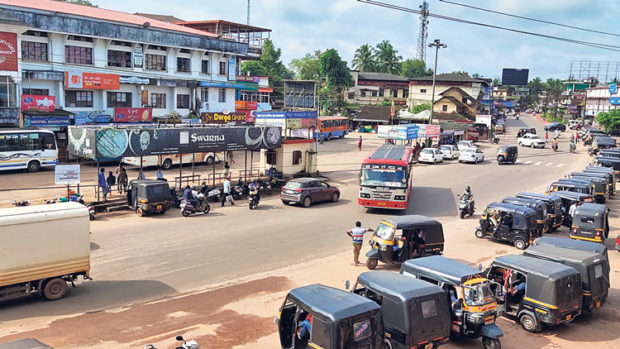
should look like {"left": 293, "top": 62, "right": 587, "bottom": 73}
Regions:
{"left": 352, "top": 44, "right": 375, "bottom": 72}
{"left": 374, "top": 40, "right": 402, "bottom": 74}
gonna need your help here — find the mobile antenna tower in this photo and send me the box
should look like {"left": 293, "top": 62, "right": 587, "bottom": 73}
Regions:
{"left": 416, "top": 1, "right": 429, "bottom": 62}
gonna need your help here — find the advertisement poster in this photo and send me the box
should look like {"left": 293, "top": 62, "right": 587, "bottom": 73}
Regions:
{"left": 425, "top": 124, "right": 441, "bottom": 137}
{"left": 65, "top": 72, "right": 120, "bottom": 90}
{"left": 235, "top": 101, "right": 246, "bottom": 110}
{"left": 201, "top": 112, "right": 247, "bottom": 124}
{"left": 0, "top": 32, "right": 17, "bottom": 71}
{"left": 55, "top": 165, "right": 80, "bottom": 185}
{"left": 114, "top": 107, "right": 153, "bottom": 122}
{"left": 246, "top": 101, "right": 257, "bottom": 110}
{"left": 21, "top": 95, "right": 56, "bottom": 112}
{"left": 228, "top": 57, "right": 236, "bottom": 81}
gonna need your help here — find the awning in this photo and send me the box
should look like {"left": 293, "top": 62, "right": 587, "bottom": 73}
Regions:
{"left": 502, "top": 101, "right": 514, "bottom": 108}
{"left": 258, "top": 87, "right": 273, "bottom": 93}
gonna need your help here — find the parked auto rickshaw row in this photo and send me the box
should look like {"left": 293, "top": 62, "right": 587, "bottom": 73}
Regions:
{"left": 276, "top": 218, "right": 610, "bottom": 349}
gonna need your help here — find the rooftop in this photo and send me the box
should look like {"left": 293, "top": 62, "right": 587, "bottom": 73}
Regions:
{"left": 177, "top": 20, "right": 272, "bottom": 33}
{"left": 411, "top": 73, "right": 489, "bottom": 84}
{"left": 357, "top": 72, "right": 410, "bottom": 82}
{"left": 134, "top": 13, "right": 185, "bottom": 24}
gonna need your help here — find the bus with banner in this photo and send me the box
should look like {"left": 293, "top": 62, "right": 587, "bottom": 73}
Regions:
{"left": 316, "top": 116, "right": 349, "bottom": 140}
{"left": 358, "top": 144, "right": 414, "bottom": 210}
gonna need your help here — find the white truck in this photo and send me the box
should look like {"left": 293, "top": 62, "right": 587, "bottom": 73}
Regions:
{"left": 0, "top": 202, "right": 91, "bottom": 302}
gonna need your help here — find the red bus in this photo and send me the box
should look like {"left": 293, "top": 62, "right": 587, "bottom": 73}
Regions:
{"left": 316, "top": 116, "right": 349, "bottom": 140}
{"left": 358, "top": 144, "right": 414, "bottom": 210}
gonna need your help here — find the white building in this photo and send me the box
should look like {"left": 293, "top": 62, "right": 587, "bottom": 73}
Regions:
{"left": 585, "top": 86, "right": 619, "bottom": 117}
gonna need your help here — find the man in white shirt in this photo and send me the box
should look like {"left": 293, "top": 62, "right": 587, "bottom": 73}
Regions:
{"left": 221, "top": 177, "right": 234, "bottom": 206}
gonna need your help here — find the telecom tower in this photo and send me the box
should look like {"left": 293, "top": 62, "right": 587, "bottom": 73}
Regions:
{"left": 416, "top": 1, "right": 429, "bottom": 63}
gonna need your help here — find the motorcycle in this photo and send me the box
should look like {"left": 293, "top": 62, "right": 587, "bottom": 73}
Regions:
{"left": 231, "top": 185, "right": 244, "bottom": 200}
{"left": 257, "top": 179, "right": 272, "bottom": 195}
{"left": 569, "top": 142, "right": 576, "bottom": 153}
{"left": 88, "top": 204, "right": 96, "bottom": 220}
{"left": 144, "top": 335, "right": 198, "bottom": 349}
{"left": 491, "top": 135, "right": 500, "bottom": 144}
{"left": 457, "top": 195, "right": 475, "bottom": 219}
{"left": 12, "top": 200, "right": 30, "bottom": 207}
{"left": 180, "top": 192, "right": 210, "bottom": 217}
{"left": 249, "top": 192, "right": 259, "bottom": 210}
{"left": 206, "top": 188, "right": 222, "bottom": 202}
{"left": 552, "top": 142, "right": 558, "bottom": 152}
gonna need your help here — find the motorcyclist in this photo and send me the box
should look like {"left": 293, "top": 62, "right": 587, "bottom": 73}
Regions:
{"left": 460, "top": 186, "right": 474, "bottom": 213}
{"left": 248, "top": 179, "right": 260, "bottom": 204}
{"left": 200, "top": 181, "right": 209, "bottom": 195}
{"left": 183, "top": 185, "right": 199, "bottom": 208}
{"left": 552, "top": 138, "right": 558, "bottom": 151}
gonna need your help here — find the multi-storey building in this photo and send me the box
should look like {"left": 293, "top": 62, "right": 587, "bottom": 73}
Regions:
{"left": 408, "top": 73, "right": 488, "bottom": 107}
{"left": 344, "top": 71, "right": 410, "bottom": 106}
{"left": 585, "top": 85, "right": 619, "bottom": 116}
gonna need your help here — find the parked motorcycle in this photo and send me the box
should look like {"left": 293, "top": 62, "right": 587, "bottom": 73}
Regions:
{"left": 143, "top": 335, "right": 198, "bottom": 349}
{"left": 257, "top": 179, "right": 272, "bottom": 195}
{"left": 12, "top": 200, "right": 30, "bottom": 207}
{"left": 206, "top": 188, "right": 222, "bottom": 202}
{"left": 180, "top": 192, "right": 210, "bottom": 217}
{"left": 457, "top": 195, "right": 475, "bottom": 219}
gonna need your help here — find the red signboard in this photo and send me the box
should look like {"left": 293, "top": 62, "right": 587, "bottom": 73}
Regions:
{"left": 246, "top": 101, "right": 257, "bottom": 110}
{"left": 66, "top": 72, "right": 120, "bottom": 90}
{"left": 425, "top": 124, "right": 441, "bottom": 137}
{"left": 0, "top": 32, "right": 17, "bottom": 71}
{"left": 114, "top": 107, "right": 153, "bottom": 122}
{"left": 20, "top": 94, "right": 56, "bottom": 112}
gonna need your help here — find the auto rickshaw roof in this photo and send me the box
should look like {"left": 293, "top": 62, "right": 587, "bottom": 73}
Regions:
{"left": 570, "top": 174, "right": 605, "bottom": 184}
{"left": 357, "top": 271, "right": 444, "bottom": 302}
{"left": 486, "top": 202, "right": 536, "bottom": 217}
{"left": 557, "top": 178, "right": 593, "bottom": 186}
{"left": 383, "top": 215, "right": 443, "bottom": 231}
{"left": 498, "top": 145, "right": 517, "bottom": 151}
{"left": 400, "top": 256, "right": 485, "bottom": 285}
{"left": 584, "top": 166, "right": 614, "bottom": 173}
{"left": 596, "top": 156, "right": 620, "bottom": 163}
{"left": 594, "top": 136, "right": 616, "bottom": 142}
{"left": 288, "top": 284, "right": 380, "bottom": 322}
{"left": 492, "top": 254, "right": 579, "bottom": 281}
{"left": 571, "top": 171, "right": 608, "bottom": 179}
{"left": 574, "top": 203, "right": 607, "bottom": 217}
{"left": 502, "top": 196, "right": 544, "bottom": 210}
{"left": 551, "top": 190, "right": 592, "bottom": 201}
{"left": 517, "top": 192, "right": 561, "bottom": 205}
{"left": 524, "top": 244, "right": 602, "bottom": 267}
{"left": 532, "top": 236, "right": 608, "bottom": 258}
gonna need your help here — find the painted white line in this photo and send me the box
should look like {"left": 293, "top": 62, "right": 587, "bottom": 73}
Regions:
{"left": 515, "top": 160, "right": 521, "bottom": 163}
{"left": 556, "top": 163, "right": 564, "bottom": 168}
{"left": 525, "top": 160, "right": 533, "bottom": 164}
{"left": 545, "top": 162, "right": 553, "bottom": 167}
{"left": 534, "top": 162, "right": 542, "bottom": 166}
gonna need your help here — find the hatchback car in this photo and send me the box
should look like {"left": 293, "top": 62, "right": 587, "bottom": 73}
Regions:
{"left": 439, "top": 145, "right": 460, "bottom": 159}
{"left": 457, "top": 140, "right": 475, "bottom": 151}
{"left": 458, "top": 148, "right": 485, "bottom": 163}
{"left": 280, "top": 178, "right": 340, "bottom": 207}
{"left": 418, "top": 148, "right": 443, "bottom": 164}
{"left": 544, "top": 123, "right": 566, "bottom": 132}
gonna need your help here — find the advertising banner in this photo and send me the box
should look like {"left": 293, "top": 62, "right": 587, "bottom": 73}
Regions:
{"left": 55, "top": 165, "right": 80, "bottom": 185}
{"left": 425, "top": 124, "right": 441, "bottom": 137}
{"left": 133, "top": 46, "right": 143, "bottom": 68}
{"left": 235, "top": 100, "right": 246, "bottom": 110}
{"left": 378, "top": 125, "right": 418, "bottom": 140}
{"left": 201, "top": 112, "right": 247, "bottom": 124}
{"left": 24, "top": 115, "right": 71, "bottom": 127}
{"left": 114, "top": 108, "right": 153, "bottom": 123}
{"left": 21, "top": 95, "right": 56, "bottom": 112}
{"left": 610, "top": 84, "right": 617, "bottom": 94}
{"left": 65, "top": 72, "right": 120, "bottom": 90}
{"left": 0, "top": 32, "right": 17, "bottom": 71}
{"left": 228, "top": 57, "right": 236, "bottom": 81}
{"left": 75, "top": 112, "right": 113, "bottom": 125}
{"left": 236, "top": 76, "right": 260, "bottom": 83}
{"left": 246, "top": 101, "right": 257, "bottom": 110}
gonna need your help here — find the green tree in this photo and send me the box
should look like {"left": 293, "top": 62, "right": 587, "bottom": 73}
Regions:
{"left": 241, "top": 39, "right": 292, "bottom": 99}
{"left": 596, "top": 110, "right": 620, "bottom": 132}
{"left": 374, "top": 40, "right": 402, "bottom": 74}
{"left": 450, "top": 70, "right": 470, "bottom": 77}
{"left": 544, "top": 78, "right": 565, "bottom": 117}
{"left": 289, "top": 51, "right": 321, "bottom": 80}
{"left": 492, "top": 77, "right": 502, "bottom": 86}
{"left": 319, "top": 49, "right": 353, "bottom": 112}
{"left": 352, "top": 44, "right": 376, "bottom": 72}
{"left": 401, "top": 59, "right": 432, "bottom": 78}
{"left": 410, "top": 103, "right": 431, "bottom": 114}
{"left": 526, "top": 77, "right": 544, "bottom": 106}
{"left": 472, "top": 73, "right": 482, "bottom": 78}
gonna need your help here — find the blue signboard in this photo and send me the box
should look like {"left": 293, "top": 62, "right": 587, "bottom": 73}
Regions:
{"left": 610, "top": 84, "right": 617, "bottom": 94}
{"left": 25, "top": 115, "right": 71, "bottom": 127}
{"left": 74, "top": 111, "right": 113, "bottom": 125}
{"left": 199, "top": 80, "right": 247, "bottom": 89}
{"left": 255, "top": 111, "right": 317, "bottom": 119}
{"left": 406, "top": 124, "right": 419, "bottom": 139}
{"left": 610, "top": 97, "right": 620, "bottom": 105}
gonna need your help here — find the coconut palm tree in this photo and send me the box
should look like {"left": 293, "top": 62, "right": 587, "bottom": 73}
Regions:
{"left": 352, "top": 44, "right": 375, "bottom": 72}
{"left": 374, "top": 40, "right": 402, "bottom": 74}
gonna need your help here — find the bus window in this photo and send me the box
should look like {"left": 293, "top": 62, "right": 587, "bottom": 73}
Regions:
{"left": 40, "top": 133, "right": 56, "bottom": 150}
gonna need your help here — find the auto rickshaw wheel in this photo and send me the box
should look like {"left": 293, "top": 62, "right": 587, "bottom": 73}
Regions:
{"left": 366, "top": 258, "right": 378, "bottom": 270}
{"left": 482, "top": 337, "right": 501, "bottom": 349}
{"left": 514, "top": 239, "right": 527, "bottom": 250}
{"left": 475, "top": 229, "right": 484, "bottom": 238}
{"left": 137, "top": 207, "right": 145, "bottom": 217}
{"left": 519, "top": 313, "right": 539, "bottom": 332}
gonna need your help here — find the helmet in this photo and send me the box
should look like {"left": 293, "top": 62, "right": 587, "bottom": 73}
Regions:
{"left": 465, "top": 186, "right": 471, "bottom": 191}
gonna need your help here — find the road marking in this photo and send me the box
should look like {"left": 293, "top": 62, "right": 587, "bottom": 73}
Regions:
{"left": 535, "top": 162, "right": 542, "bottom": 166}
{"left": 545, "top": 162, "right": 553, "bottom": 167}
{"left": 515, "top": 160, "right": 520, "bottom": 163}
{"left": 556, "top": 163, "right": 564, "bottom": 168}
{"left": 525, "top": 160, "right": 532, "bottom": 164}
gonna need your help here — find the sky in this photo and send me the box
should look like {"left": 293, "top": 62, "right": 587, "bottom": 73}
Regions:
{"left": 94, "top": 0, "right": 620, "bottom": 81}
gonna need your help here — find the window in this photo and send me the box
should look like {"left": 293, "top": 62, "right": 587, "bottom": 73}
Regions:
{"left": 311, "top": 317, "right": 329, "bottom": 349}
{"left": 201, "top": 89, "right": 209, "bottom": 104}
{"left": 218, "top": 88, "right": 226, "bottom": 103}
{"left": 177, "top": 94, "right": 190, "bottom": 109}
{"left": 361, "top": 91, "right": 366, "bottom": 97}
{"left": 107, "top": 92, "right": 132, "bottom": 108}
{"left": 22, "top": 41, "right": 48, "bottom": 62}
{"left": 403, "top": 89, "right": 409, "bottom": 98}
{"left": 22, "top": 88, "right": 49, "bottom": 96}
{"left": 201, "top": 60, "right": 210, "bottom": 74}
{"left": 266, "top": 150, "right": 276, "bottom": 165}
{"left": 110, "top": 40, "right": 132, "bottom": 47}
{"left": 65, "top": 90, "right": 93, "bottom": 107}
{"left": 421, "top": 89, "right": 427, "bottom": 93}
{"left": 371, "top": 91, "right": 377, "bottom": 97}
{"left": 24, "top": 30, "right": 48, "bottom": 37}
{"left": 219, "top": 61, "right": 227, "bottom": 75}
{"left": 145, "top": 54, "right": 166, "bottom": 71}
{"left": 347, "top": 92, "right": 354, "bottom": 99}
{"left": 179, "top": 48, "right": 190, "bottom": 54}
{"left": 147, "top": 45, "right": 166, "bottom": 51}
{"left": 421, "top": 300, "right": 438, "bottom": 319}
{"left": 108, "top": 50, "right": 132, "bottom": 68}
{"left": 150, "top": 93, "right": 166, "bottom": 108}
{"left": 442, "top": 105, "right": 448, "bottom": 112}
{"left": 177, "top": 57, "right": 190, "bottom": 72}
{"left": 65, "top": 46, "right": 93, "bottom": 65}
{"left": 379, "top": 88, "right": 384, "bottom": 97}
{"left": 259, "top": 92, "right": 270, "bottom": 103}
{"left": 0, "top": 77, "right": 16, "bottom": 107}
{"left": 67, "top": 35, "right": 93, "bottom": 42}
{"left": 292, "top": 150, "right": 302, "bottom": 165}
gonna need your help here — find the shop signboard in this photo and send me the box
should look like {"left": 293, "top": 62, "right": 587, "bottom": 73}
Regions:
{"left": 406, "top": 125, "right": 419, "bottom": 139}
{"left": 200, "top": 81, "right": 247, "bottom": 89}
{"left": 417, "top": 125, "right": 426, "bottom": 138}
{"left": 201, "top": 112, "right": 247, "bottom": 124}
{"left": 378, "top": 125, "right": 418, "bottom": 140}
{"left": 246, "top": 101, "right": 257, "bottom": 110}
{"left": 119, "top": 76, "right": 149, "bottom": 85}
{"left": 0, "top": 32, "right": 17, "bottom": 71}
{"left": 75, "top": 111, "right": 113, "bottom": 125}
{"left": 114, "top": 108, "right": 153, "bottom": 123}
{"left": 0, "top": 107, "right": 18, "bottom": 126}
{"left": 228, "top": 57, "right": 236, "bottom": 81}
{"left": 236, "top": 76, "right": 260, "bottom": 83}
{"left": 610, "top": 97, "right": 620, "bottom": 105}
{"left": 66, "top": 72, "right": 120, "bottom": 90}
{"left": 25, "top": 115, "right": 71, "bottom": 127}
{"left": 425, "top": 124, "right": 441, "bottom": 137}
{"left": 133, "top": 46, "right": 143, "bottom": 68}
{"left": 20, "top": 95, "right": 56, "bottom": 112}
{"left": 55, "top": 164, "right": 80, "bottom": 185}
{"left": 235, "top": 101, "right": 247, "bottom": 110}
{"left": 610, "top": 84, "right": 617, "bottom": 94}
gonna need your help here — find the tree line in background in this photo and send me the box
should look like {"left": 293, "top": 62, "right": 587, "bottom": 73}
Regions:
{"left": 352, "top": 41, "right": 433, "bottom": 78}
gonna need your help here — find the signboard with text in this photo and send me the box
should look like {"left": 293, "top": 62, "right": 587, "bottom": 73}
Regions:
{"left": 425, "top": 124, "right": 441, "bottom": 137}
{"left": 610, "top": 84, "right": 617, "bottom": 94}
{"left": 114, "top": 107, "right": 153, "bottom": 122}
{"left": 66, "top": 72, "right": 120, "bottom": 90}
{"left": 55, "top": 165, "right": 80, "bottom": 185}
{"left": 25, "top": 115, "right": 70, "bottom": 127}
{"left": 21, "top": 95, "right": 56, "bottom": 112}
{"left": 0, "top": 32, "right": 17, "bottom": 71}
{"left": 201, "top": 112, "right": 247, "bottom": 124}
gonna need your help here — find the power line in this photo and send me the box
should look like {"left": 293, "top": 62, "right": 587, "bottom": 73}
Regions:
{"left": 356, "top": 0, "right": 620, "bottom": 52}
{"left": 438, "top": 0, "right": 620, "bottom": 38}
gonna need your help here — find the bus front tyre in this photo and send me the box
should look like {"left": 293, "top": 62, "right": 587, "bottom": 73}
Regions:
{"left": 27, "top": 161, "right": 41, "bottom": 173}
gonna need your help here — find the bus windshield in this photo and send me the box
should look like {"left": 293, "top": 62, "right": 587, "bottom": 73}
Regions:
{"left": 361, "top": 166, "right": 407, "bottom": 188}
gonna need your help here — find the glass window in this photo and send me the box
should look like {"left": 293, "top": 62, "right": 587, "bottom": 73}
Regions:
{"left": 361, "top": 166, "right": 406, "bottom": 187}
{"left": 22, "top": 41, "right": 48, "bottom": 61}
{"left": 201, "top": 89, "right": 209, "bottom": 104}
{"left": 22, "top": 88, "right": 49, "bottom": 96}
{"left": 67, "top": 35, "right": 93, "bottom": 42}
{"left": 219, "top": 61, "right": 227, "bottom": 75}
{"left": 421, "top": 300, "right": 438, "bottom": 319}
{"left": 176, "top": 94, "right": 190, "bottom": 109}
{"left": 177, "top": 57, "right": 190, "bottom": 72}
{"left": 40, "top": 133, "right": 56, "bottom": 149}
{"left": 65, "top": 90, "right": 93, "bottom": 107}
{"left": 201, "top": 60, "right": 210, "bottom": 74}
{"left": 218, "top": 88, "right": 226, "bottom": 103}
{"left": 150, "top": 93, "right": 166, "bottom": 108}
{"left": 375, "top": 222, "right": 396, "bottom": 241}
{"left": 292, "top": 150, "right": 302, "bottom": 165}
{"left": 353, "top": 319, "right": 371, "bottom": 341}
{"left": 145, "top": 54, "right": 166, "bottom": 71}
{"left": 442, "top": 105, "right": 448, "bottom": 112}
{"left": 421, "top": 89, "right": 427, "bottom": 93}
{"left": 107, "top": 92, "right": 132, "bottom": 108}
{"left": 65, "top": 46, "right": 93, "bottom": 65}
{"left": 0, "top": 77, "right": 17, "bottom": 107}
{"left": 108, "top": 50, "right": 132, "bottom": 68}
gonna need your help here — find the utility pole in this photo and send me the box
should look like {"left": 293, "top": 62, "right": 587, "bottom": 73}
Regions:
{"left": 416, "top": 1, "right": 429, "bottom": 62}
{"left": 247, "top": 0, "right": 250, "bottom": 25}
{"left": 428, "top": 39, "right": 447, "bottom": 125}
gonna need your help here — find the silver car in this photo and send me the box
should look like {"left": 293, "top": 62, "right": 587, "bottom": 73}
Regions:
{"left": 440, "top": 145, "right": 460, "bottom": 160}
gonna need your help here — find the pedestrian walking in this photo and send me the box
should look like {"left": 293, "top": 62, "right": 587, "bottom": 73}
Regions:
{"left": 221, "top": 176, "right": 234, "bottom": 206}
{"left": 223, "top": 161, "right": 230, "bottom": 178}
{"left": 98, "top": 168, "right": 109, "bottom": 200}
{"left": 117, "top": 167, "right": 128, "bottom": 193}
{"left": 575, "top": 132, "right": 580, "bottom": 144}
{"left": 358, "top": 136, "right": 363, "bottom": 151}
{"left": 106, "top": 171, "right": 116, "bottom": 197}
{"left": 228, "top": 151, "right": 235, "bottom": 164}
{"left": 115, "top": 162, "right": 123, "bottom": 175}
{"left": 346, "top": 221, "right": 374, "bottom": 266}
{"left": 545, "top": 131, "right": 548, "bottom": 141}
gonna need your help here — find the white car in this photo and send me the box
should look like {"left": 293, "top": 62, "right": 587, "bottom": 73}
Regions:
{"left": 418, "top": 148, "right": 444, "bottom": 164}
{"left": 458, "top": 148, "right": 485, "bottom": 164}
{"left": 440, "top": 145, "right": 460, "bottom": 159}
{"left": 457, "top": 140, "right": 476, "bottom": 151}
{"left": 518, "top": 133, "right": 546, "bottom": 148}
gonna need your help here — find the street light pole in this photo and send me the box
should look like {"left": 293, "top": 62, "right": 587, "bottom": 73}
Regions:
{"left": 428, "top": 39, "right": 447, "bottom": 125}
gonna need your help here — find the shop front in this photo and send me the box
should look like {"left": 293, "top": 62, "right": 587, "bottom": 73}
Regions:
{"left": 22, "top": 110, "right": 75, "bottom": 161}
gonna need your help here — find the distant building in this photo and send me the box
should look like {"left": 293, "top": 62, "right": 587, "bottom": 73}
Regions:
{"left": 345, "top": 71, "right": 410, "bottom": 106}
{"left": 432, "top": 87, "right": 477, "bottom": 120}
{"left": 408, "top": 73, "right": 489, "bottom": 107}
{"left": 585, "top": 86, "right": 619, "bottom": 116}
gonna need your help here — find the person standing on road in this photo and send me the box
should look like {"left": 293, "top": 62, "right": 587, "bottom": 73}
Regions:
{"left": 98, "top": 168, "right": 109, "bottom": 200}
{"left": 575, "top": 132, "right": 580, "bottom": 144}
{"left": 545, "top": 131, "right": 548, "bottom": 142}
{"left": 221, "top": 176, "right": 234, "bottom": 206}
{"left": 228, "top": 151, "right": 235, "bottom": 164}
{"left": 223, "top": 161, "right": 230, "bottom": 178}
{"left": 155, "top": 167, "right": 164, "bottom": 180}
{"left": 569, "top": 201, "right": 580, "bottom": 219}
{"left": 117, "top": 168, "right": 128, "bottom": 194}
{"left": 358, "top": 136, "right": 363, "bottom": 151}
{"left": 347, "top": 221, "right": 374, "bottom": 266}
{"left": 106, "top": 171, "right": 116, "bottom": 197}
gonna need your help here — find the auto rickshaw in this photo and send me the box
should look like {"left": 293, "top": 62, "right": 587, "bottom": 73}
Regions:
{"left": 568, "top": 172, "right": 608, "bottom": 203}
{"left": 275, "top": 284, "right": 385, "bottom": 349}
{"left": 598, "top": 150, "right": 620, "bottom": 160}
{"left": 524, "top": 244, "right": 609, "bottom": 312}
{"left": 571, "top": 203, "right": 609, "bottom": 243}
{"left": 496, "top": 145, "right": 518, "bottom": 164}
{"left": 485, "top": 254, "right": 582, "bottom": 333}
{"left": 476, "top": 203, "right": 538, "bottom": 250}
{"left": 400, "top": 256, "right": 503, "bottom": 349}
{"left": 593, "top": 156, "right": 620, "bottom": 176}
{"left": 501, "top": 196, "right": 548, "bottom": 234}
{"left": 582, "top": 167, "right": 615, "bottom": 196}
{"left": 592, "top": 136, "right": 616, "bottom": 153}
{"left": 351, "top": 271, "right": 451, "bottom": 349}
{"left": 550, "top": 191, "right": 594, "bottom": 226}
{"left": 532, "top": 236, "right": 608, "bottom": 260}
{"left": 546, "top": 178, "right": 594, "bottom": 196}
{"left": 516, "top": 192, "right": 563, "bottom": 231}
{"left": 494, "top": 123, "right": 505, "bottom": 134}
{"left": 365, "top": 215, "right": 445, "bottom": 270}
{"left": 127, "top": 179, "right": 171, "bottom": 216}
{"left": 516, "top": 128, "right": 536, "bottom": 138}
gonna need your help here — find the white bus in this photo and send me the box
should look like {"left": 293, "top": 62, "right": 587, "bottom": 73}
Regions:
{"left": 0, "top": 129, "right": 58, "bottom": 172}
{"left": 122, "top": 152, "right": 223, "bottom": 170}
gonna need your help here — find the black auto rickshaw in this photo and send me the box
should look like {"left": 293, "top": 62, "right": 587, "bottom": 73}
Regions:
{"left": 516, "top": 192, "right": 563, "bottom": 231}
{"left": 568, "top": 172, "right": 609, "bottom": 203}
{"left": 592, "top": 136, "right": 617, "bottom": 153}
{"left": 366, "top": 215, "right": 444, "bottom": 270}
{"left": 584, "top": 166, "right": 616, "bottom": 195}
{"left": 570, "top": 203, "right": 609, "bottom": 243}
{"left": 546, "top": 178, "right": 594, "bottom": 196}
{"left": 524, "top": 244, "right": 609, "bottom": 312}
{"left": 476, "top": 203, "right": 538, "bottom": 250}
{"left": 400, "top": 256, "right": 503, "bottom": 349}
{"left": 351, "top": 271, "right": 451, "bottom": 349}
{"left": 496, "top": 145, "right": 518, "bottom": 164}
{"left": 127, "top": 179, "right": 171, "bottom": 216}
{"left": 501, "top": 196, "right": 548, "bottom": 234}
{"left": 532, "top": 236, "right": 610, "bottom": 278}
{"left": 593, "top": 156, "right": 620, "bottom": 176}
{"left": 275, "top": 284, "right": 385, "bottom": 349}
{"left": 516, "top": 128, "right": 536, "bottom": 138}
{"left": 485, "top": 254, "right": 582, "bottom": 332}
{"left": 550, "top": 190, "right": 594, "bottom": 226}
{"left": 598, "top": 150, "right": 620, "bottom": 160}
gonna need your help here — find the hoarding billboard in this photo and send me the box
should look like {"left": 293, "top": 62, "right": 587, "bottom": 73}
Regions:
{"left": 501, "top": 68, "right": 529, "bottom": 86}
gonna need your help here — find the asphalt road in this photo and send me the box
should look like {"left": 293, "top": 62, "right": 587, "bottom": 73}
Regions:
{"left": 0, "top": 113, "right": 594, "bottom": 324}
